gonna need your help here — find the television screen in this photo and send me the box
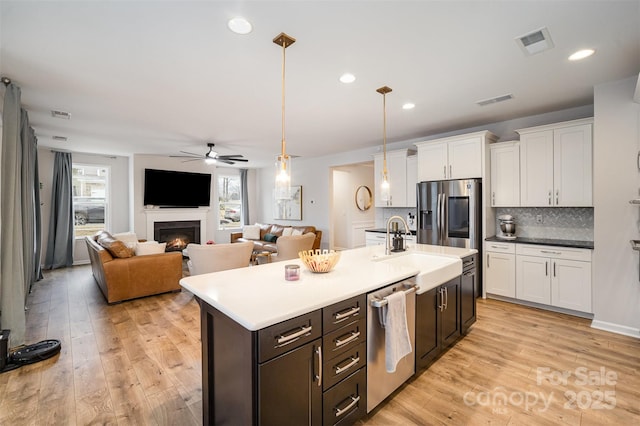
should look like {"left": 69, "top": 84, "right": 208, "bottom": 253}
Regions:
{"left": 144, "top": 168, "right": 212, "bottom": 207}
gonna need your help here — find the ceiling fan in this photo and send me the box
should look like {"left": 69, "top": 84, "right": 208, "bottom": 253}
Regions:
{"left": 171, "top": 143, "right": 249, "bottom": 165}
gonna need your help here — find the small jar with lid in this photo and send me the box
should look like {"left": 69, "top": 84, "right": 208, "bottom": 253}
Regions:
{"left": 285, "top": 264, "right": 300, "bottom": 281}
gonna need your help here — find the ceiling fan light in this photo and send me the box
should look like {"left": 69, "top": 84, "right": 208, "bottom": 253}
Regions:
{"left": 205, "top": 157, "right": 217, "bottom": 165}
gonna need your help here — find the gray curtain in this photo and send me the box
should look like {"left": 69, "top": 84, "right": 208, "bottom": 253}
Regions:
{"left": 0, "top": 83, "right": 27, "bottom": 344}
{"left": 21, "top": 110, "right": 43, "bottom": 290}
{"left": 240, "top": 168, "right": 250, "bottom": 225}
{"left": 44, "top": 152, "right": 74, "bottom": 269}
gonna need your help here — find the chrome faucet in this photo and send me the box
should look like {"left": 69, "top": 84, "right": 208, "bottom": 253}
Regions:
{"left": 385, "top": 215, "right": 411, "bottom": 255}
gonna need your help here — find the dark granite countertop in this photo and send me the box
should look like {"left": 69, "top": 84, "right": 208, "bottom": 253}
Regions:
{"left": 485, "top": 236, "right": 593, "bottom": 250}
{"left": 366, "top": 228, "right": 417, "bottom": 235}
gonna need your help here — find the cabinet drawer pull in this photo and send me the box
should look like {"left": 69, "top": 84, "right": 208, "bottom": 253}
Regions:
{"left": 276, "top": 325, "right": 312, "bottom": 346}
{"left": 443, "top": 286, "right": 448, "bottom": 310}
{"left": 335, "top": 395, "right": 361, "bottom": 418}
{"left": 556, "top": 189, "right": 559, "bottom": 205}
{"left": 545, "top": 261, "right": 548, "bottom": 276}
{"left": 443, "top": 165, "right": 446, "bottom": 178}
{"left": 334, "top": 306, "right": 360, "bottom": 321}
{"left": 316, "top": 346, "right": 322, "bottom": 387}
{"left": 335, "top": 356, "right": 360, "bottom": 375}
{"left": 548, "top": 190, "right": 552, "bottom": 205}
{"left": 335, "top": 331, "right": 360, "bottom": 347}
{"left": 540, "top": 250, "right": 562, "bottom": 255}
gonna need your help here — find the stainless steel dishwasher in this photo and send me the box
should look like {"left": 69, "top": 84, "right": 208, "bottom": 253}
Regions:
{"left": 366, "top": 277, "right": 417, "bottom": 413}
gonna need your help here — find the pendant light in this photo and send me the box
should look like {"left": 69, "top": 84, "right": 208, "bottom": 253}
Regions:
{"left": 274, "top": 32, "right": 296, "bottom": 200}
{"left": 377, "top": 86, "right": 392, "bottom": 204}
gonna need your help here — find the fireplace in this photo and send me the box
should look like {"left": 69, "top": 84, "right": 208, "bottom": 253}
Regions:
{"left": 154, "top": 220, "right": 201, "bottom": 252}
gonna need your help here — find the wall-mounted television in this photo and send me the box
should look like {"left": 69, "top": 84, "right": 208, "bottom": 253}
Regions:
{"left": 144, "top": 168, "right": 212, "bottom": 208}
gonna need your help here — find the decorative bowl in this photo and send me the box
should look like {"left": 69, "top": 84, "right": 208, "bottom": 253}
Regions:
{"left": 298, "top": 249, "right": 341, "bottom": 273}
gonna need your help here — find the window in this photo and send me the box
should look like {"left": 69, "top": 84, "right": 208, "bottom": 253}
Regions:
{"left": 72, "top": 164, "right": 109, "bottom": 237}
{"left": 218, "top": 173, "right": 242, "bottom": 230}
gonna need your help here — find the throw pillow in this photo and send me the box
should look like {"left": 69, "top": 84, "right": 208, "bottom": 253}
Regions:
{"left": 135, "top": 241, "right": 167, "bottom": 256}
{"left": 97, "top": 232, "right": 134, "bottom": 258}
{"left": 292, "top": 229, "right": 303, "bottom": 236}
{"left": 282, "top": 227, "right": 293, "bottom": 237}
{"left": 243, "top": 225, "right": 261, "bottom": 240}
{"left": 113, "top": 231, "right": 138, "bottom": 249}
{"left": 264, "top": 233, "right": 278, "bottom": 243}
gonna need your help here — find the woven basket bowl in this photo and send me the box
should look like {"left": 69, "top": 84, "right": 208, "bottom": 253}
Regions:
{"left": 298, "top": 249, "right": 341, "bottom": 273}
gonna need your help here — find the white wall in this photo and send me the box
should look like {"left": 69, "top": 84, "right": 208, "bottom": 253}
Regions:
{"left": 331, "top": 163, "right": 375, "bottom": 250}
{"left": 37, "top": 148, "right": 130, "bottom": 265}
{"left": 592, "top": 76, "right": 640, "bottom": 337}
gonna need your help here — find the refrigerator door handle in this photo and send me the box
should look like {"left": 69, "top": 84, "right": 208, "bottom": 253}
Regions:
{"left": 440, "top": 192, "right": 446, "bottom": 242}
{"left": 436, "top": 192, "right": 441, "bottom": 240}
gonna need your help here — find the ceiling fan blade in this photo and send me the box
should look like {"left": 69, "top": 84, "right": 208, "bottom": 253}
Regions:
{"left": 223, "top": 157, "right": 248, "bottom": 162}
{"left": 218, "top": 159, "right": 235, "bottom": 165}
{"left": 171, "top": 154, "right": 202, "bottom": 158}
{"left": 218, "top": 154, "right": 244, "bottom": 159}
{"left": 179, "top": 150, "right": 204, "bottom": 157}
{"left": 181, "top": 158, "right": 203, "bottom": 163}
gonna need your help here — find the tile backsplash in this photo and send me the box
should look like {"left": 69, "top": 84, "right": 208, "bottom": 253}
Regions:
{"left": 495, "top": 207, "right": 593, "bottom": 241}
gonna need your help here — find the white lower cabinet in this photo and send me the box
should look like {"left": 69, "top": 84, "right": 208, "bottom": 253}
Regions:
{"left": 485, "top": 242, "right": 516, "bottom": 298}
{"left": 516, "top": 255, "right": 551, "bottom": 304}
{"left": 515, "top": 244, "right": 592, "bottom": 313}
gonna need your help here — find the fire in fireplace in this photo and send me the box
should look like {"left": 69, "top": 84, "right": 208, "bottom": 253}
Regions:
{"left": 154, "top": 220, "right": 201, "bottom": 252}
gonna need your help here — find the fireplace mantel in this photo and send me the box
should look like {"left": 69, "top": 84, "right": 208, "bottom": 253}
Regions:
{"left": 144, "top": 208, "right": 209, "bottom": 244}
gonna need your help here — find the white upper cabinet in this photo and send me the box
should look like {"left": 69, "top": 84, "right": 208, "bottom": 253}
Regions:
{"left": 416, "top": 142, "right": 448, "bottom": 181}
{"left": 415, "top": 131, "right": 497, "bottom": 182}
{"left": 373, "top": 149, "right": 414, "bottom": 207}
{"left": 518, "top": 118, "right": 593, "bottom": 207}
{"left": 553, "top": 124, "right": 593, "bottom": 206}
{"left": 490, "top": 141, "right": 520, "bottom": 207}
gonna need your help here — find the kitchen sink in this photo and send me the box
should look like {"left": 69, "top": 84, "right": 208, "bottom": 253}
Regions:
{"left": 376, "top": 252, "right": 462, "bottom": 293}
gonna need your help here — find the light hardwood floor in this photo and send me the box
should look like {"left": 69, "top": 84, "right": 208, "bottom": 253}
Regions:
{"left": 1, "top": 265, "right": 638, "bottom": 425}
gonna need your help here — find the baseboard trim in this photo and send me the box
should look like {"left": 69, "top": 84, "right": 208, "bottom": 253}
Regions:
{"left": 486, "top": 294, "right": 594, "bottom": 319}
{"left": 73, "top": 260, "right": 91, "bottom": 266}
{"left": 591, "top": 320, "right": 640, "bottom": 339}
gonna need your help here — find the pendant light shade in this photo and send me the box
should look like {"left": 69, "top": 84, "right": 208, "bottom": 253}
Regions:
{"left": 274, "top": 32, "right": 296, "bottom": 200}
{"left": 377, "top": 86, "right": 392, "bottom": 204}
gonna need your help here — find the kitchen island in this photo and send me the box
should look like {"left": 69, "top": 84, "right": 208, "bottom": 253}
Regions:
{"left": 180, "top": 244, "right": 476, "bottom": 425}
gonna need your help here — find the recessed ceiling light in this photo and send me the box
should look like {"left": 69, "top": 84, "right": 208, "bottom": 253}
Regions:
{"left": 52, "top": 135, "right": 68, "bottom": 142}
{"left": 227, "top": 17, "right": 252, "bottom": 35}
{"left": 402, "top": 103, "right": 415, "bottom": 110}
{"left": 569, "top": 49, "right": 595, "bottom": 61}
{"left": 339, "top": 73, "right": 356, "bottom": 84}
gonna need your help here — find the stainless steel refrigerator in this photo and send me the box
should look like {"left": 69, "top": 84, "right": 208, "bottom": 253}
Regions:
{"left": 416, "top": 179, "right": 481, "bottom": 250}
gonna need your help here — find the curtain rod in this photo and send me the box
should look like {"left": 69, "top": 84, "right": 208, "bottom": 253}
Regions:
{"left": 1, "top": 77, "right": 11, "bottom": 86}
{"left": 49, "top": 149, "right": 117, "bottom": 160}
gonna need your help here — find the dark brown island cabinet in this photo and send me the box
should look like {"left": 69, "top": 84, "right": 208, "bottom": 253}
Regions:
{"left": 198, "top": 293, "right": 367, "bottom": 426}
{"left": 197, "top": 264, "right": 476, "bottom": 425}
{"left": 415, "top": 254, "right": 478, "bottom": 371}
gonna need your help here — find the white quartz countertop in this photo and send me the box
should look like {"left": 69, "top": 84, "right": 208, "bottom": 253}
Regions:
{"left": 180, "top": 244, "right": 476, "bottom": 331}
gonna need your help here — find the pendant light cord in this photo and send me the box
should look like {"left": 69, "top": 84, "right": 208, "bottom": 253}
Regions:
{"left": 281, "top": 43, "right": 287, "bottom": 161}
{"left": 382, "top": 92, "right": 387, "bottom": 176}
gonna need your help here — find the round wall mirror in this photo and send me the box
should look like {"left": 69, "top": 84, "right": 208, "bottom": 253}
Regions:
{"left": 355, "top": 185, "right": 372, "bottom": 211}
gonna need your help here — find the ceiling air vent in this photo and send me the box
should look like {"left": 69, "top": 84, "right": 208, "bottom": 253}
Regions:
{"left": 515, "top": 27, "right": 554, "bottom": 56}
{"left": 476, "top": 94, "right": 513, "bottom": 107}
{"left": 51, "top": 110, "right": 71, "bottom": 119}
{"left": 52, "top": 135, "right": 68, "bottom": 142}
